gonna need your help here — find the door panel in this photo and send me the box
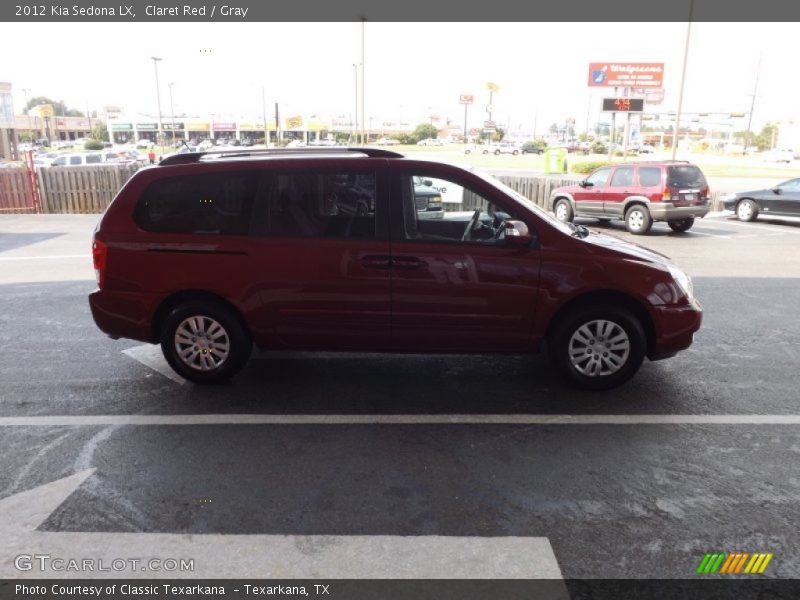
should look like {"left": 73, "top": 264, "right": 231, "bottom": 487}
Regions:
{"left": 248, "top": 238, "right": 392, "bottom": 349}
{"left": 248, "top": 167, "right": 392, "bottom": 350}
{"left": 390, "top": 242, "right": 539, "bottom": 352}
{"left": 604, "top": 166, "right": 635, "bottom": 215}
{"left": 574, "top": 167, "right": 612, "bottom": 217}
{"left": 389, "top": 167, "right": 540, "bottom": 353}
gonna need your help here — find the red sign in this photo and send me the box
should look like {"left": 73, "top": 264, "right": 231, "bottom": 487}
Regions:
{"left": 459, "top": 94, "right": 474, "bottom": 104}
{"left": 588, "top": 63, "right": 664, "bottom": 88}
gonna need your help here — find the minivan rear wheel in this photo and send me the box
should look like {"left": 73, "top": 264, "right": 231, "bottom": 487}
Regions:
{"left": 549, "top": 305, "right": 646, "bottom": 390}
{"left": 161, "top": 302, "right": 251, "bottom": 383}
{"left": 624, "top": 205, "right": 653, "bottom": 235}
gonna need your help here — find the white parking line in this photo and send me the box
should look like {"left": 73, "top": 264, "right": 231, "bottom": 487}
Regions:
{"left": 0, "top": 254, "right": 90, "bottom": 261}
{"left": 702, "top": 218, "right": 800, "bottom": 235}
{"left": 0, "top": 469, "right": 564, "bottom": 580}
{"left": 1, "top": 414, "right": 799, "bottom": 426}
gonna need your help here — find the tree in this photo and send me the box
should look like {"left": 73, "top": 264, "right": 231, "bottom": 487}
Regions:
{"left": 549, "top": 123, "right": 559, "bottom": 134}
{"left": 491, "top": 127, "right": 505, "bottom": 142}
{"left": 92, "top": 123, "right": 109, "bottom": 141}
{"left": 412, "top": 123, "right": 438, "bottom": 143}
{"left": 23, "top": 96, "right": 83, "bottom": 117}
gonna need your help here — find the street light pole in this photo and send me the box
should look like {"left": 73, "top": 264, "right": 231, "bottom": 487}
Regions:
{"left": 261, "top": 86, "right": 270, "bottom": 148}
{"left": 744, "top": 55, "right": 761, "bottom": 156}
{"left": 671, "top": 0, "right": 694, "bottom": 160}
{"left": 168, "top": 82, "right": 176, "bottom": 144}
{"left": 360, "top": 18, "right": 366, "bottom": 144}
{"left": 352, "top": 63, "right": 359, "bottom": 144}
{"left": 151, "top": 56, "right": 164, "bottom": 152}
{"left": 22, "top": 88, "right": 32, "bottom": 141}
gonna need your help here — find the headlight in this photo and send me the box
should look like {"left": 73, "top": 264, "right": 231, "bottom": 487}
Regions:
{"left": 429, "top": 195, "right": 442, "bottom": 203}
{"left": 668, "top": 264, "right": 693, "bottom": 301}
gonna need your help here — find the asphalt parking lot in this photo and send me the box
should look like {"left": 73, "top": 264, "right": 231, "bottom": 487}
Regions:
{"left": 1, "top": 212, "right": 799, "bottom": 583}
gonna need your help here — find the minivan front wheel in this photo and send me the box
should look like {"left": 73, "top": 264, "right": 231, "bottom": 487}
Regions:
{"left": 624, "top": 205, "right": 653, "bottom": 235}
{"left": 161, "top": 302, "right": 251, "bottom": 383}
{"left": 550, "top": 305, "right": 646, "bottom": 390}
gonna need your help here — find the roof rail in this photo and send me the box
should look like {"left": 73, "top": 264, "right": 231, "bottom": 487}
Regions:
{"left": 159, "top": 147, "right": 403, "bottom": 166}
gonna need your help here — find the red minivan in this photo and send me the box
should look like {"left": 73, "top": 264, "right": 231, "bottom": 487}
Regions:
{"left": 90, "top": 148, "right": 702, "bottom": 389}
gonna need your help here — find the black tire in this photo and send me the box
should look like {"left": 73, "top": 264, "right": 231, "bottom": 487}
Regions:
{"left": 553, "top": 198, "right": 574, "bottom": 223}
{"left": 667, "top": 217, "right": 695, "bottom": 232}
{"left": 736, "top": 198, "right": 758, "bottom": 222}
{"left": 494, "top": 150, "right": 501, "bottom": 155}
{"left": 464, "top": 149, "right": 472, "bottom": 154}
{"left": 160, "top": 301, "right": 251, "bottom": 384}
{"left": 549, "top": 305, "right": 646, "bottom": 390}
{"left": 624, "top": 204, "right": 653, "bottom": 235}
{"left": 512, "top": 150, "right": 519, "bottom": 155}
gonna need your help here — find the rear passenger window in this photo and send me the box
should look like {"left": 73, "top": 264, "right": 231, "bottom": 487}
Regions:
{"left": 253, "top": 171, "right": 376, "bottom": 238}
{"left": 609, "top": 167, "right": 634, "bottom": 187}
{"left": 638, "top": 167, "right": 661, "bottom": 187}
{"left": 86, "top": 154, "right": 101, "bottom": 164}
{"left": 134, "top": 171, "right": 257, "bottom": 235}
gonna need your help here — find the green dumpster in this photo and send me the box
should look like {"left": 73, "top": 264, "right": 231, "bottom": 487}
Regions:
{"left": 543, "top": 147, "right": 568, "bottom": 174}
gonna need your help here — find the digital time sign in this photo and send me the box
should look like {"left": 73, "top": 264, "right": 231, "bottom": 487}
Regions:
{"left": 602, "top": 98, "right": 645, "bottom": 113}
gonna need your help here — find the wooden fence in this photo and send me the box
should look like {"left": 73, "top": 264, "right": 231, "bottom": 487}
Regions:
{"left": 0, "top": 168, "right": 36, "bottom": 213}
{"left": 38, "top": 164, "right": 140, "bottom": 214}
{"left": 2, "top": 164, "right": 730, "bottom": 215}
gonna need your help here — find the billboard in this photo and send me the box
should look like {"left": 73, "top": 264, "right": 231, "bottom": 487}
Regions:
{"left": 588, "top": 63, "right": 664, "bottom": 88}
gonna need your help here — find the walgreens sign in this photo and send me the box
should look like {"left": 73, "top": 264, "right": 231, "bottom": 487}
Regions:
{"left": 588, "top": 63, "right": 664, "bottom": 88}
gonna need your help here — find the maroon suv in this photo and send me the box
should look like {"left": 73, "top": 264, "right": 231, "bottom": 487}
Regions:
{"left": 90, "top": 148, "right": 702, "bottom": 389}
{"left": 550, "top": 160, "right": 710, "bottom": 234}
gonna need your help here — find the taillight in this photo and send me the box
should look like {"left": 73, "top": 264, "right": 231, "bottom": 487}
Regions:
{"left": 662, "top": 189, "right": 671, "bottom": 201}
{"left": 92, "top": 237, "right": 107, "bottom": 289}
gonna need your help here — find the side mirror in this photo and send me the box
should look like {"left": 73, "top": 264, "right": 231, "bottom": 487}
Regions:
{"left": 772, "top": 187, "right": 782, "bottom": 195}
{"left": 580, "top": 180, "right": 593, "bottom": 188}
{"left": 422, "top": 179, "right": 433, "bottom": 187}
{"left": 503, "top": 220, "right": 533, "bottom": 247}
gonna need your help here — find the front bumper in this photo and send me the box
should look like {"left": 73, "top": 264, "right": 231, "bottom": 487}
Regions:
{"left": 649, "top": 298, "right": 703, "bottom": 360}
{"left": 649, "top": 203, "right": 710, "bottom": 221}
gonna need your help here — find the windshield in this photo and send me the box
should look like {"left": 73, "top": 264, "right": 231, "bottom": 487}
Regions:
{"left": 472, "top": 169, "right": 576, "bottom": 236}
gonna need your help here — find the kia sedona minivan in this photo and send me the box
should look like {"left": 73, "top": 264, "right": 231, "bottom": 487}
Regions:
{"left": 90, "top": 148, "right": 702, "bottom": 390}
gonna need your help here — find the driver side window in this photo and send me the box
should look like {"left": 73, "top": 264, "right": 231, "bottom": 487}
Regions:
{"left": 401, "top": 173, "right": 516, "bottom": 245}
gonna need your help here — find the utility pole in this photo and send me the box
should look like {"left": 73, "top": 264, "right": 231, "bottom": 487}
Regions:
{"left": 671, "top": 0, "right": 694, "bottom": 160}
{"left": 261, "top": 87, "right": 270, "bottom": 148}
{"left": 744, "top": 54, "right": 761, "bottom": 156}
{"left": 352, "top": 63, "right": 359, "bottom": 144}
{"left": 360, "top": 18, "right": 366, "bottom": 144}
{"left": 168, "top": 82, "right": 176, "bottom": 144}
{"left": 274, "top": 102, "right": 281, "bottom": 145}
{"left": 151, "top": 56, "right": 164, "bottom": 151}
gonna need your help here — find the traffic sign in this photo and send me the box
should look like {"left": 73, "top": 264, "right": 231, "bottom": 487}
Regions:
{"left": 459, "top": 95, "right": 474, "bottom": 104}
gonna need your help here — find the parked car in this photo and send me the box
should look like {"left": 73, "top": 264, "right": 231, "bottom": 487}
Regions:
{"left": 417, "top": 138, "right": 444, "bottom": 146}
{"left": 567, "top": 141, "right": 590, "bottom": 155}
{"left": 550, "top": 161, "right": 710, "bottom": 234}
{"left": 49, "top": 152, "right": 105, "bottom": 166}
{"left": 136, "top": 139, "right": 155, "bottom": 149}
{"left": 89, "top": 147, "right": 701, "bottom": 390}
{"left": 722, "top": 178, "right": 800, "bottom": 221}
{"left": 413, "top": 176, "right": 444, "bottom": 220}
{"left": 762, "top": 149, "right": 794, "bottom": 164}
{"left": 489, "top": 142, "right": 522, "bottom": 156}
{"left": 521, "top": 142, "right": 545, "bottom": 155}
{"left": 464, "top": 145, "right": 490, "bottom": 155}
{"left": 375, "top": 137, "right": 398, "bottom": 146}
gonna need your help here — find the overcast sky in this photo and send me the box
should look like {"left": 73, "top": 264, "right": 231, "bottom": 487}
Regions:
{"left": 2, "top": 22, "right": 797, "bottom": 131}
